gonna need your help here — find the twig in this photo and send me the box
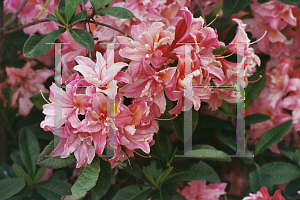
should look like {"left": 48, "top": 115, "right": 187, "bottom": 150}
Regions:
{"left": 84, "top": 20, "right": 133, "bottom": 39}
{"left": 3, "top": 19, "right": 50, "bottom": 35}
{"left": 4, "top": 0, "right": 29, "bottom": 29}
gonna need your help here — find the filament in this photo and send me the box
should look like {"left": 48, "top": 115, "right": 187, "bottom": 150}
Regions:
{"left": 206, "top": 14, "right": 219, "bottom": 27}
{"left": 156, "top": 114, "right": 178, "bottom": 121}
{"left": 124, "top": 34, "right": 146, "bottom": 53}
{"left": 40, "top": 90, "right": 52, "bottom": 105}
{"left": 246, "top": 75, "right": 262, "bottom": 83}
{"left": 134, "top": 150, "right": 151, "bottom": 158}
{"left": 249, "top": 31, "right": 267, "bottom": 45}
{"left": 216, "top": 48, "right": 236, "bottom": 59}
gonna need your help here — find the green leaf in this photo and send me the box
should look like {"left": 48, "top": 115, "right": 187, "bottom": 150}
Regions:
{"left": 90, "top": 0, "right": 102, "bottom": 11}
{"left": 249, "top": 164, "right": 272, "bottom": 193}
{"left": 245, "top": 69, "right": 266, "bottom": 108}
{"left": 245, "top": 113, "right": 270, "bottom": 126}
{"left": 223, "top": 0, "right": 252, "bottom": 18}
{"left": 296, "top": 148, "right": 300, "bottom": 166}
{"left": 154, "top": 130, "right": 173, "bottom": 164}
{"left": 80, "top": 0, "right": 88, "bottom": 4}
{"left": 10, "top": 151, "right": 23, "bottom": 168}
{"left": 0, "top": 178, "right": 25, "bottom": 200}
{"left": 171, "top": 192, "right": 187, "bottom": 200}
{"left": 100, "top": 0, "right": 115, "bottom": 7}
{"left": 46, "top": 14, "right": 60, "bottom": 24}
{"left": 33, "top": 167, "right": 46, "bottom": 183}
{"left": 164, "top": 161, "right": 220, "bottom": 183}
{"left": 19, "top": 127, "right": 40, "bottom": 178}
{"left": 151, "top": 190, "right": 173, "bottom": 200}
{"left": 278, "top": 0, "right": 300, "bottom": 9}
{"left": 91, "top": 159, "right": 115, "bottom": 198}
{"left": 183, "top": 149, "right": 232, "bottom": 162}
{"left": 172, "top": 108, "right": 198, "bottom": 142}
{"left": 36, "top": 140, "right": 76, "bottom": 169}
{"left": 98, "top": 7, "right": 135, "bottom": 19}
{"left": 35, "top": 180, "right": 72, "bottom": 200}
{"left": 260, "top": 162, "right": 300, "bottom": 185}
{"left": 254, "top": 120, "right": 293, "bottom": 155}
{"left": 142, "top": 167, "right": 156, "bottom": 186}
{"left": 284, "top": 178, "right": 300, "bottom": 199}
{"left": 65, "top": 0, "right": 79, "bottom": 23}
{"left": 67, "top": 158, "right": 100, "bottom": 199}
{"left": 212, "top": 45, "right": 229, "bottom": 55}
{"left": 54, "top": 8, "right": 66, "bottom": 25}
{"left": 69, "top": 29, "right": 94, "bottom": 51}
{"left": 123, "top": 162, "right": 150, "bottom": 183}
{"left": 58, "top": 0, "right": 66, "bottom": 19}
{"left": 279, "top": 149, "right": 299, "bottom": 164}
{"left": 70, "top": 9, "right": 87, "bottom": 24}
{"left": 216, "top": 130, "right": 236, "bottom": 151}
{"left": 112, "top": 185, "right": 152, "bottom": 200}
{"left": 30, "top": 93, "right": 49, "bottom": 110}
{"left": 23, "top": 28, "right": 66, "bottom": 58}
{"left": 156, "top": 167, "right": 173, "bottom": 186}
{"left": 12, "top": 163, "right": 33, "bottom": 184}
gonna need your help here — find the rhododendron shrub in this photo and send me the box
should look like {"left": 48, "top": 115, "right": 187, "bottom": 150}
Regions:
{"left": 1, "top": 0, "right": 300, "bottom": 200}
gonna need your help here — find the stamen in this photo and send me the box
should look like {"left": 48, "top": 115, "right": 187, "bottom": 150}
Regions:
{"left": 125, "top": 34, "right": 145, "bottom": 53}
{"left": 200, "top": 87, "right": 207, "bottom": 94}
{"left": 216, "top": 47, "right": 236, "bottom": 59}
{"left": 134, "top": 150, "right": 151, "bottom": 158}
{"left": 156, "top": 114, "right": 178, "bottom": 121}
{"left": 206, "top": 14, "right": 219, "bottom": 27}
{"left": 250, "top": 31, "right": 267, "bottom": 45}
{"left": 246, "top": 75, "right": 262, "bottom": 83}
{"left": 40, "top": 90, "right": 52, "bottom": 105}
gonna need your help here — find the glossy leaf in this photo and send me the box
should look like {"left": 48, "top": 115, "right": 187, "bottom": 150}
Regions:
{"left": 65, "top": 0, "right": 79, "bottom": 23}
{"left": 68, "top": 158, "right": 100, "bottom": 199}
{"left": 172, "top": 108, "right": 198, "bottom": 142}
{"left": 184, "top": 149, "right": 232, "bottom": 162}
{"left": 223, "top": 0, "right": 252, "bottom": 18}
{"left": 90, "top": 0, "right": 102, "bottom": 10}
{"left": 260, "top": 162, "right": 300, "bottom": 185}
{"left": 91, "top": 159, "right": 115, "bottom": 198}
{"left": 245, "top": 113, "right": 270, "bottom": 126}
{"left": 19, "top": 127, "right": 40, "bottom": 178}
{"left": 35, "top": 180, "right": 72, "bottom": 200}
{"left": 69, "top": 9, "right": 87, "bottom": 24}
{"left": 0, "top": 178, "right": 25, "bottom": 200}
{"left": 112, "top": 185, "right": 152, "bottom": 200}
{"left": 54, "top": 8, "right": 66, "bottom": 25}
{"left": 98, "top": 7, "right": 135, "bottom": 19}
{"left": 36, "top": 140, "right": 76, "bottom": 169}
{"left": 23, "top": 28, "right": 66, "bottom": 58}
{"left": 69, "top": 29, "right": 94, "bottom": 51}
{"left": 254, "top": 120, "right": 293, "bottom": 155}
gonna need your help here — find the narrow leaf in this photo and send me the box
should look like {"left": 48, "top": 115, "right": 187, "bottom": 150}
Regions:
{"left": 98, "top": 7, "right": 135, "bottom": 19}
{"left": 254, "top": 120, "right": 293, "bottom": 155}
{"left": 46, "top": 14, "right": 60, "bottom": 24}
{"left": 223, "top": 0, "right": 252, "bottom": 18}
{"left": 184, "top": 149, "right": 232, "bottom": 162}
{"left": 65, "top": 0, "right": 79, "bottom": 23}
{"left": 69, "top": 29, "right": 94, "bottom": 51}
{"left": 142, "top": 167, "right": 156, "bottom": 186}
{"left": 35, "top": 180, "right": 72, "bottom": 200}
{"left": 112, "top": 185, "right": 152, "bottom": 200}
{"left": 33, "top": 167, "right": 46, "bottom": 183}
{"left": 23, "top": 28, "right": 66, "bottom": 58}
{"left": 54, "top": 8, "right": 66, "bottom": 25}
{"left": 36, "top": 140, "right": 76, "bottom": 169}
{"left": 0, "top": 178, "right": 25, "bottom": 200}
{"left": 19, "top": 127, "right": 40, "bottom": 178}
{"left": 12, "top": 163, "right": 33, "bottom": 184}
{"left": 156, "top": 167, "right": 173, "bottom": 186}
{"left": 245, "top": 113, "right": 270, "bottom": 126}
{"left": 69, "top": 9, "right": 87, "bottom": 24}
{"left": 69, "top": 158, "right": 100, "bottom": 199}
{"left": 90, "top": 0, "right": 102, "bottom": 11}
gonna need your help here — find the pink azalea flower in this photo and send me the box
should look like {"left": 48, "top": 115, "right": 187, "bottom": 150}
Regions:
{"left": 4, "top": 0, "right": 59, "bottom": 35}
{"left": 117, "top": 22, "right": 173, "bottom": 68}
{"left": 179, "top": 180, "right": 227, "bottom": 200}
{"left": 5, "top": 62, "right": 53, "bottom": 116}
{"left": 243, "top": 0, "right": 296, "bottom": 54}
{"left": 243, "top": 187, "right": 285, "bottom": 200}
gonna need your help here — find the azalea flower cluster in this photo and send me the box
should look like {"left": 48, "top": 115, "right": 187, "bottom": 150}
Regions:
{"left": 245, "top": 0, "right": 300, "bottom": 153}
{"left": 36, "top": 7, "right": 260, "bottom": 168}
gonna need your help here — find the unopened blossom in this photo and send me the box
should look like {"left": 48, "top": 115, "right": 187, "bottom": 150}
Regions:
{"left": 179, "top": 180, "right": 227, "bottom": 200}
{"left": 5, "top": 62, "right": 53, "bottom": 116}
